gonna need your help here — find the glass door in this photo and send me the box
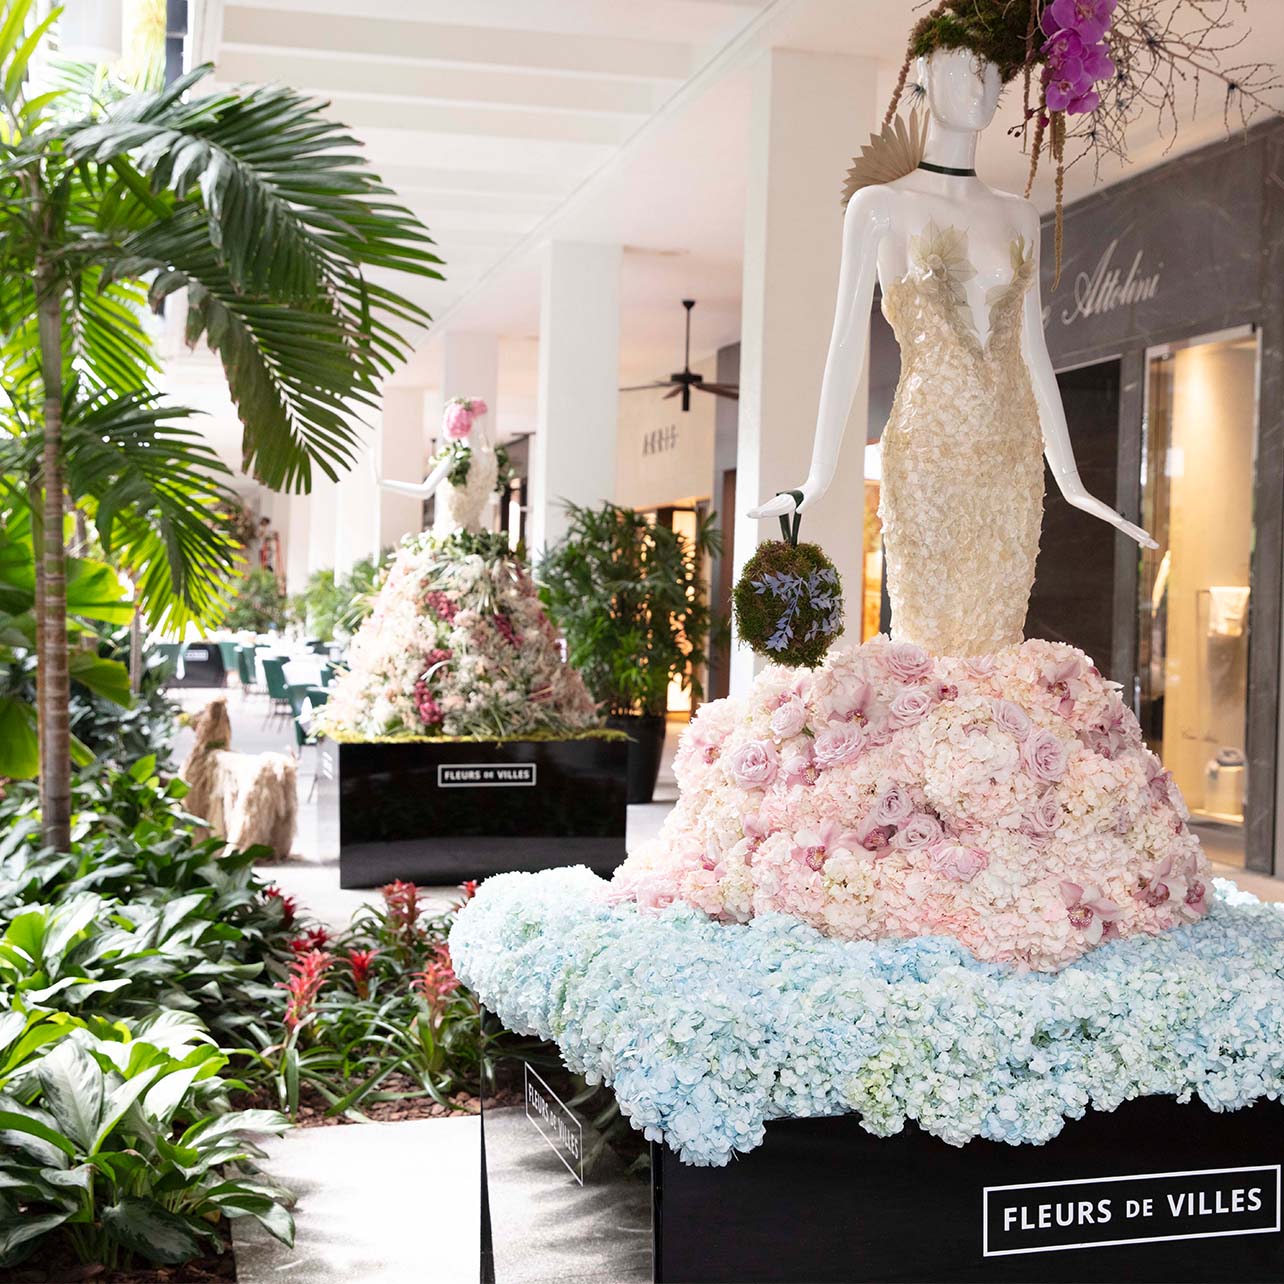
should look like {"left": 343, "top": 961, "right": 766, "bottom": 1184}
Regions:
{"left": 1138, "top": 328, "right": 1260, "bottom": 867}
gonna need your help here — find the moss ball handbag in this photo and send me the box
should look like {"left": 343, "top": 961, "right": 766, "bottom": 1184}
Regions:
{"left": 733, "top": 490, "right": 844, "bottom": 668}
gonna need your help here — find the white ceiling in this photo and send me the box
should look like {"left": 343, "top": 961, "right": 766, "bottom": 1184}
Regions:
{"left": 187, "top": 0, "right": 1284, "bottom": 449}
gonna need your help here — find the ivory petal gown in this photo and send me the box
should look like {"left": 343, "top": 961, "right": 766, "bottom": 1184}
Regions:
{"left": 879, "top": 221, "right": 1043, "bottom": 657}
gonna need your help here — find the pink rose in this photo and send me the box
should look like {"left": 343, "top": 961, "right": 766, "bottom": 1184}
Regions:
{"left": 929, "top": 842, "right": 988, "bottom": 882}
{"left": 964, "top": 655, "right": 997, "bottom": 679}
{"left": 889, "top": 687, "right": 933, "bottom": 727}
{"left": 871, "top": 786, "right": 914, "bottom": 827}
{"left": 813, "top": 722, "right": 866, "bottom": 769}
{"left": 1021, "top": 794, "right": 1062, "bottom": 847}
{"left": 770, "top": 695, "right": 808, "bottom": 740}
{"left": 893, "top": 813, "right": 943, "bottom": 849}
{"left": 992, "top": 699, "right": 1032, "bottom": 742}
{"left": 885, "top": 641, "right": 931, "bottom": 684}
{"left": 728, "top": 739, "right": 778, "bottom": 790}
{"left": 1022, "top": 728, "right": 1069, "bottom": 784}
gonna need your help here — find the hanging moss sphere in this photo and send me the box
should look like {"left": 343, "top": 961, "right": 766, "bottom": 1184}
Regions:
{"left": 734, "top": 540, "right": 845, "bottom": 669}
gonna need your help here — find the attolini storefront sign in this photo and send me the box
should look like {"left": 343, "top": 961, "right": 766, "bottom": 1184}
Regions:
{"left": 1040, "top": 128, "right": 1266, "bottom": 368}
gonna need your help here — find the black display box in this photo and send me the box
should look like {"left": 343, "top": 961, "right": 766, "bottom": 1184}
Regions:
{"left": 323, "top": 737, "right": 628, "bottom": 887}
{"left": 481, "top": 1049, "right": 1284, "bottom": 1284}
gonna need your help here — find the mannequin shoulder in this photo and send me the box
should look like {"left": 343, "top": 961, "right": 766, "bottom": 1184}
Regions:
{"left": 990, "top": 188, "right": 1041, "bottom": 235}
{"left": 841, "top": 185, "right": 893, "bottom": 245}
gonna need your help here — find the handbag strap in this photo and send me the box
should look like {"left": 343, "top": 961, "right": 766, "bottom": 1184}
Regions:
{"left": 776, "top": 490, "right": 805, "bottom": 547}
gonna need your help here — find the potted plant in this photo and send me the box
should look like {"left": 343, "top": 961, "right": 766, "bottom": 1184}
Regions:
{"left": 538, "top": 503, "right": 718, "bottom": 803}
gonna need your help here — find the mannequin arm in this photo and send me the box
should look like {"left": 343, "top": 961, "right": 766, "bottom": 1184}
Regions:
{"left": 749, "top": 187, "right": 890, "bottom": 519}
{"left": 378, "top": 451, "right": 453, "bottom": 501}
{"left": 1021, "top": 213, "right": 1157, "bottom": 549}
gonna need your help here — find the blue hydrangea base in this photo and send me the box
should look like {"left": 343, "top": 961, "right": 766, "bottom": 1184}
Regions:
{"left": 450, "top": 869, "right": 1284, "bottom": 1167}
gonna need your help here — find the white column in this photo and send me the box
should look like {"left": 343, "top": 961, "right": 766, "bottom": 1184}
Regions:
{"left": 307, "top": 471, "right": 338, "bottom": 577}
{"left": 730, "top": 49, "right": 878, "bottom": 695}
{"left": 333, "top": 442, "right": 381, "bottom": 575}
{"left": 530, "top": 241, "right": 621, "bottom": 553}
{"left": 284, "top": 494, "right": 311, "bottom": 595}
{"left": 378, "top": 387, "right": 429, "bottom": 552}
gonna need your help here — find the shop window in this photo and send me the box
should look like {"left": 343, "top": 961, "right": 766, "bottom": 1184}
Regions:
{"left": 1138, "top": 329, "right": 1259, "bottom": 866}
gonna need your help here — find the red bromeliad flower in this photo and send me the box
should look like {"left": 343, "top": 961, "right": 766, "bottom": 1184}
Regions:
{"left": 288, "top": 926, "right": 330, "bottom": 954}
{"left": 262, "top": 885, "right": 297, "bottom": 929}
{"left": 346, "top": 948, "right": 378, "bottom": 1000}
{"left": 413, "top": 944, "right": 460, "bottom": 1023}
{"left": 280, "top": 949, "right": 333, "bottom": 1029}
{"left": 381, "top": 879, "right": 425, "bottom": 955}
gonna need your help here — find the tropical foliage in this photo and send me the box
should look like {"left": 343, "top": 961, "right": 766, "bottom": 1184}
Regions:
{"left": 223, "top": 567, "right": 288, "bottom": 634}
{"left": 0, "top": 717, "right": 499, "bottom": 1271}
{"left": 538, "top": 502, "right": 719, "bottom": 717}
{"left": 287, "top": 551, "right": 391, "bottom": 641}
{"left": 0, "top": 2, "right": 442, "bottom": 849}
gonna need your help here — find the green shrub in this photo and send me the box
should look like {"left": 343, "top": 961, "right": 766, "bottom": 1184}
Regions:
{"left": 222, "top": 568, "right": 287, "bottom": 634}
{"left": 538, "top": 502, "right": 719, "bottom": 716}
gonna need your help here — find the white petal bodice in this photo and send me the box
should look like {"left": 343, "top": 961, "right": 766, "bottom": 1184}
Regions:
{"left": 879, "top": 223, "right": 1044, "bottom": 656}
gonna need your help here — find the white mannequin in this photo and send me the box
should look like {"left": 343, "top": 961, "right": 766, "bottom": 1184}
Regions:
{"left": 377, "top": 409, "right": 498, "bottom": 534}
{"left": 750, "top": 50, "right": 1155, "bottom": 551}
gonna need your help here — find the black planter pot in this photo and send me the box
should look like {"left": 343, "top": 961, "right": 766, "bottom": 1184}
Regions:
{"left": 607, "top": 713, "right": 666, "bottom": 804}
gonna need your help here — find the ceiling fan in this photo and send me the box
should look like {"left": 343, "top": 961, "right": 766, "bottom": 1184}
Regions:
{"left": 620, "top": 299, "right": 739, "bottom": 412}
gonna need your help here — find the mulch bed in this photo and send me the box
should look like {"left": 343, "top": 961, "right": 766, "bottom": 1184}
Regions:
{"left": 2, "top": 1226, "right": 235, "bottom": 1284}
{"left": 233, "top": 1072, "right": 520, "bottom": 1128}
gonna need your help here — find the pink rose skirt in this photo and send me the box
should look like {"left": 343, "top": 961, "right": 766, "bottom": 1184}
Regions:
{"left": 611, "top": 637, "right": 1209, "bottom": 972}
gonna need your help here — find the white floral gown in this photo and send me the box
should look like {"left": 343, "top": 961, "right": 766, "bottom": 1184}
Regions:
{"left": 880, "top": 222, "right": 1041, "bottom": 657}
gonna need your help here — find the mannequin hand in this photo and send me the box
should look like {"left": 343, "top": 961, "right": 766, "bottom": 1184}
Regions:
{"left": 747, "top": 480, "right": 826, "bottom": 520}
{"left": 1064, "top": 491, "right": 1158, "bottom": 549}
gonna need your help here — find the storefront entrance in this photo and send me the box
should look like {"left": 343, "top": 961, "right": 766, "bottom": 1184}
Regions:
{"left": 1137, "top": 328, "right": 1260, "bottom": 866}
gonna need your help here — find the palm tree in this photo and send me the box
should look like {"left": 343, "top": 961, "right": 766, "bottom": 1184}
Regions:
{"left": 0, "top": 3, "right": 442, "bottom": 850}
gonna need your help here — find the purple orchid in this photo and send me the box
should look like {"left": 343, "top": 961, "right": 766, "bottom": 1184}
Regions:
{"left": 1048, "top": 0, "right": 1117, "bottom": 45}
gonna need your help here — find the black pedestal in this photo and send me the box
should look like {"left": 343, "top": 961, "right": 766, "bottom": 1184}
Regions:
{"left": 168, "top": 643, "right": 227, "bottom": 688}
{"left": 480, "top": 1048, "right": 1284, "bottom": 1283}
{"left": 326, "top": 737, "right": 628, "bottom": 887}
{"left": 654, "top": 1099, "right": 1283, "bottom": 1283}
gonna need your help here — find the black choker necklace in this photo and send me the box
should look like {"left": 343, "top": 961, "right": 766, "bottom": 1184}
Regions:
{"left": 917, "top": 160, "right": 976, "bottom": 177}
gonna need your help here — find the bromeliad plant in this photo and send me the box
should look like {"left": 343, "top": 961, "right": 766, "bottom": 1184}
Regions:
{"left": 0, "top": 2, "right": 443, "bottom": 851}
{"left": 253, "top": 881, "right": 496, "bottom": 1119}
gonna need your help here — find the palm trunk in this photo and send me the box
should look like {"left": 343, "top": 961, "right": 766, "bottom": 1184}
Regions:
{"left": 35, "top": 255, "right": 70, "bottom": 852}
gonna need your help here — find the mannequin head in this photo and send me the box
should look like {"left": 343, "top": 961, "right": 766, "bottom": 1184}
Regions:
{"left": 917, "top": 49, "right": 1002, "bottom": 132}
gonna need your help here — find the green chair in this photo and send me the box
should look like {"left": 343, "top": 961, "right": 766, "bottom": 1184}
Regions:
{"left": 155, "top": 642, "right": 183, "bottom": 684}
{"left": 216, "top": 641, "right": 239, "bottom": 685}
{"left": 292, "top": 685, "right": 331, "bottom": 799}
{"left": 319, "top": 664, "right": 335, "bottom": 687}
{"left": 236, "top": 645, "right": 257, "bottom": 694}
{"left": 261, "top": 657, "right": 291, "bottom": 722}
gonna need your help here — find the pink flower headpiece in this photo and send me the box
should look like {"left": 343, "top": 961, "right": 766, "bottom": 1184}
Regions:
{"left": 442, "top": 396, "right": 488, "bottom": 442}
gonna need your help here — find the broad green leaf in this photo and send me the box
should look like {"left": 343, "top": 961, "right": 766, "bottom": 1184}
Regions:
{"left": 0, "top": 697, "right": 37, "bottom": 778}
{"left": 0, "top": 1208, "right": 72, "bottom": 1267}
{"left": 92, "top": 1065, "right": 161, "bottom": 1155}
{"left": 68, "top": 650, "right": 132, "bottom": 706}
{"left": 129, "top": 752, "right": 157, "bottom": 781}
{"left": 100, "top": 1198, "right": 205, "bottom": 1264}
{"left": 0, "top": 1107, "right": 76, "bottom": 1161}
{"left": 34, "top": 1041, "right": 103, "bottom": 1153}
